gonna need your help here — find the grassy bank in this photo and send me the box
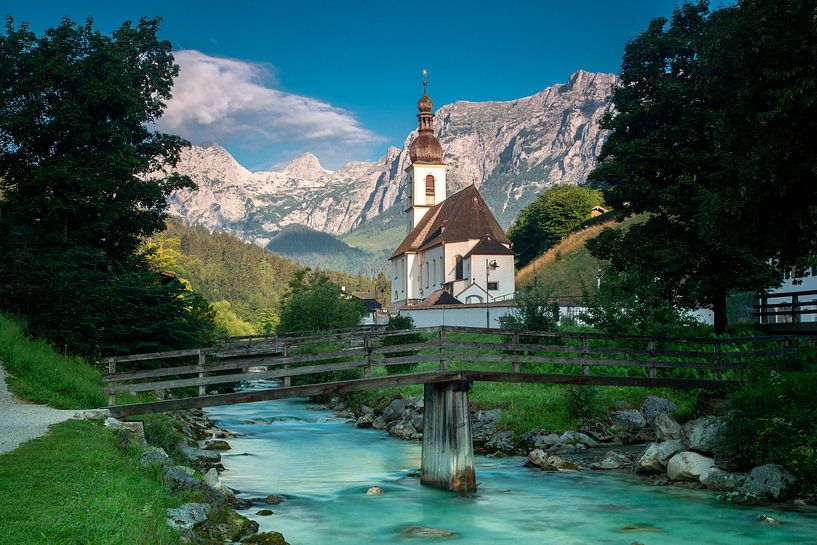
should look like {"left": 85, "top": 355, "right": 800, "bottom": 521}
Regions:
{"left": 0, "top": 420, "right": 181, "bottom": 545}
{"left": 0, "top": 314, "right": 106, "bottom": 409}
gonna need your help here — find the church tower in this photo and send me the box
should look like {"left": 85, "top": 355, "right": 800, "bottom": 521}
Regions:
{"left": 405, "top": 73, "right": 446, "bottom": 231}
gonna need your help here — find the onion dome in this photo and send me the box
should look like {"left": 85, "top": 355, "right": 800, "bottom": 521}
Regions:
{"left": 409, "top": 74, "right": 443, "bottom": 164}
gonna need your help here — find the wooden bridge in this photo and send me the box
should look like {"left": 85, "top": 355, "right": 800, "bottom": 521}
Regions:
{"left": 101, "top": 326, "right": 798, "bottom": 493}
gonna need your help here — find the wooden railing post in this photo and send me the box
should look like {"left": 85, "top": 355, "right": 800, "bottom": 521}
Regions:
{"left": 714, "top": 339, "right": 723, "bottom": 380}
{"left": 581, "top": 335, "right": 590, "bottom": 376}
{"left": 198, "top": 350, "right": 206, "bottom": 397}
{"left": 107, "top": 359, "right": 116, "bottom": 407}
{"left": 439, "top": 326, "right": 447, "bottom": 371}
{"left": 282, "top": 343, "right": 291, "bottom": 388}
{"left": 647, "top": 339, "right": 657, "bottom": 379}
{"left": 512, "top": 332, "right": 520, "bottom": 373}
{"left": 364, "top": 334, "right": 373, "bottom": 378}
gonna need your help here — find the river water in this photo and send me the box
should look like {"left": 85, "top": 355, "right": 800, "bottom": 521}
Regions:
{"left": 205, "top": 381, "right": 817, "bottom": 544}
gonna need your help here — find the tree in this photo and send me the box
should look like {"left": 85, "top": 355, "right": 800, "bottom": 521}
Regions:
{"left": 277, "top": 270, "right": 365, "bottom": 334}
{"left": 508, "top": 185, "right": 604, "bottom": 267}
{"left": 586, "top": 1, "right": 785, "bottom": 332}
{"left": 0, "top": 17, "right": 213, "bottom": 355}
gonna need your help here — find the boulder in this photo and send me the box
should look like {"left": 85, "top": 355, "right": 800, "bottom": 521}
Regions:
{"left": 255, "top": 509, "right": 274, "bottom": 516}
{"left": 140, "top": 446, "right": 169, "bottom": 468}
{"left": 162, "top": 465, "right": 228, "bottom": 505}
{"left": 193, "top": 508, "right": 258, "bottom": 542}
{"left": 382, "top": 398, "right": 415, "bottom": 423}
{"left": 683, "top": 416, "right": 725, "bottom": 455}
{"left": 580, "top": 420, "right": 614, "bottom": 443}
{"left": 365, "top": 486, "right": 384, "bottom": 495}
{"left": 165, "top": 502, "right": 210, "bottom": 531}
{"left": 653, "top": 413, "right": 683, "bottom": 441}
{"left": 243, "top": 532, "right": 291, "bottom": 545}
{"left": 354, "top": 413, "right": 375, "bottom": 429}
{"left": 202, "top": 468, "right": 234, "bottom": 498}
{"left": 471, "top": 410, "right": 501, "bottom": 443}
{"left": 640, "top": 396, "right": 678, "bottom": 425}
{"left": 559, "top": 431, "right": 597, "bottom": 448}
{"left": 592, "top": 451, "right": 630, "bottom": 470}
{"left": 527, "top": 450, "right": 579, "bottom": 471}
{"left": 179, "top": 444, "right": 221, "bottom": 468}
{"left": 485, "top": 431, "right": 516, "bottom": 453}
{"left": 612, "top": 410, "right": 647, "bottom": 432}
{"left": 264, "top": 495, "right": 286, "bottom": 505}
{"left": 75, "top": 408, "right": 111, "bottom": 421}
{"left": 400, "top": 526, "right": 456, "bottom": 538}
{"left": 388, "top": 421, "right": 420, "bottom": 440}
{"left": 519, "top": 429, "right": 561, "bottom": 451}
{"left": 741, "top": 464, "right": 798, "bottom": 501}
{"left": 372, "top": 416, "right": 387, "bottom": 429}
{"left": 656, "top": 439, "right": 686, "bottom": 466}
{"left": 635, "top": 444, "right": 664, "bottom": 474}
{"left": 410, "top": 411, "right": 424, "bottom": 432}
{"left": 104, "top": 417, "right": 147, "bottom": 446}
{"left": 699, "top": 467, "right": 746, "bottom": 491}
{"left": 667, "top": 452, "right": 715, "bottom": 481}
{"left": 203, "top": 439, "right": 231, "bottom": 451}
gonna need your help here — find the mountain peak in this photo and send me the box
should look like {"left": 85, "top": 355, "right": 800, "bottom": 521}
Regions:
{"left": 282, "top": 153, "right": 328, "bottom": 179}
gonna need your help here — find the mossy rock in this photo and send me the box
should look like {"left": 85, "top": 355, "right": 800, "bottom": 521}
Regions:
{"left": 243, "top": 531, "right": 291, "bottom": 545}
{"left": 194, "top": 506, "right": 259, "bottom": 543}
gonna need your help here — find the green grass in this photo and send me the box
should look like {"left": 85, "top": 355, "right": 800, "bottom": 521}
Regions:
{"left": 337, "top": 329, "right": 699, "bottom": 434}
{"left": 0, "top": 314, "right": 106, "bottom": 409}
{"left": 0, "top": 420, "right": 182, "bottom": 545}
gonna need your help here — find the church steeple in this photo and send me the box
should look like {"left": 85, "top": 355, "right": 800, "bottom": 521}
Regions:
{"left": 409, "top": 71, "right": 443, "bottom": 164}
{"left": 405, "top": 70, "right": 447, "bottom": 231}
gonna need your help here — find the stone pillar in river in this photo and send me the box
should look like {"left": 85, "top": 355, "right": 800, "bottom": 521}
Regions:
{"left": 420, "top": 381, "right": 476, "bottom": 493}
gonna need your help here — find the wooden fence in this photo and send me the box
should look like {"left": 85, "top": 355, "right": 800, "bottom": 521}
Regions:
{"left": 100, "top": 326, "right": 801, "bottom": 416}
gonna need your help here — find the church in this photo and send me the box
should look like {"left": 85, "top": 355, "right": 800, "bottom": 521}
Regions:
{"left": 390, "top": 79, "right": 516, "bottom": 310}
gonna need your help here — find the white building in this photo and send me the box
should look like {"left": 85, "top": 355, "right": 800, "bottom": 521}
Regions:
{"left": 390, "top": 79, "right": 515, "bottom": 311}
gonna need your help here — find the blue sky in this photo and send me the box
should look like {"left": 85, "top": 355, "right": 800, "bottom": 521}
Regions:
{"left": 4, "top": 1, "right": 713, "bottom": 170}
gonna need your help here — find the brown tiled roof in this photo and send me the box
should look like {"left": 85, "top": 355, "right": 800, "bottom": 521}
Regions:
{"left": 390, "top": 184, "right": 510, "bottom": 259}
{"left": 414, "top": 289, "right": 462, "bottom": 307}
{"left": 463, "top": 235, "right": 514, "bottom": 259}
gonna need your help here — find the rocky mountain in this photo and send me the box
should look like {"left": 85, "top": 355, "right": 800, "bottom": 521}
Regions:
{"left": 167, "top": 69, "right": 616, "bottom": 246}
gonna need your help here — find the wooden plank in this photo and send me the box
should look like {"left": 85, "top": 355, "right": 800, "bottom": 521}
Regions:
{"left": 370, "top": 341, "right": 441, "bottom": 354}
{"left": 443, "top": 352, "right": 734, "bottom": 370}
{"left": 104, "top": 358, "right": 369, "bottom": 394}
{"left": 380, "top": 353, "right": 446, "bottom": 367}
{"left": 104, "top": 346, "right": 366, "bottom": 383}
{"left": 760, "top": 289, "right": 817, "bottom": 298}
{"left": 460, "top": 371, "right": 737, "bottom": 390}
{"left": 109, "top": 371, "right": 463, "bottom": 417}
{"left": 101, "top": 347, "right": 204, "bottom": 365}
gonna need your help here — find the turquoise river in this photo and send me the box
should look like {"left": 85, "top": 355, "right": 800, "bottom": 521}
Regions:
{"left": 205, "top": 382, "right": 817, "bottom": 545}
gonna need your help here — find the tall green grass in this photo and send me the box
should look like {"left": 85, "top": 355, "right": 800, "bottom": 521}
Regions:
{"left": 0, "top": 314, "right": 106, "bottom": 409}
{"left": 0, "top": 420, "right": 181, "bottom": 545}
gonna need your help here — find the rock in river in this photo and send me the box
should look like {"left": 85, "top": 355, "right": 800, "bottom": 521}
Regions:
{"left": 666, "top": 451, "right": 715, "bottom": 482}
{"left": 741, "top": 464, "right": 798, "bottom": 501}
{"left": 401, "top": 525, "right": 456, "bottom": 538}
{"left": 366, "top": 486, "right": 384, "bottom": 495}
{"left": 243, "top": 532, "right": 291, "bottom": 545}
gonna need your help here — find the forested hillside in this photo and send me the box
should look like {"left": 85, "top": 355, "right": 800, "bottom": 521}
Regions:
{"left": 146, "top": 218, "right": 390, "bottom": 324}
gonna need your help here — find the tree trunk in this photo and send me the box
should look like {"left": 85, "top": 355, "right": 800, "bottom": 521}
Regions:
{"left": 713, "top": 289, "right": 728, "bottom": 334}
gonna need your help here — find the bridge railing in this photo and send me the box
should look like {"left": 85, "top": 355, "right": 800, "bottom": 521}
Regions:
{"left": 100, "top": 327, "right": 804, "bottom": 412}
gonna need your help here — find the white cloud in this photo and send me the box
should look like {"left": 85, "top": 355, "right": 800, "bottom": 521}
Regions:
{"left": 158, "top": 50, "right": 381, "bottom": 150}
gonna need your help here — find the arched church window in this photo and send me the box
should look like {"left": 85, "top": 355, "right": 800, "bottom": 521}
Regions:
{"left": 425, "top": 175, "right": 435, "bottom": 204}
{"left": 425, "top": 261, "right": 430, "bottom": 288}
{"left": 432, "top": 259, "right": 437, "bottom": 286}
{"left": 455, "top": 255, "right": 463, "bottom": 280}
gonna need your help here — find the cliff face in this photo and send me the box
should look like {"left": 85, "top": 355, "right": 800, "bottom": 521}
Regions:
{"left": 167, "top": 70, "right": 616, "bottom": 245}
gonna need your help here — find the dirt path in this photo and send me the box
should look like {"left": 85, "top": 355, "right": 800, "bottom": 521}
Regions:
{"left": 0, "top": 363, "right": 77, "bottom": 455}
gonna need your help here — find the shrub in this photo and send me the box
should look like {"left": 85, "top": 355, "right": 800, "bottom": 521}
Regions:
{"left": 564, "top": 385, "right": 601, "bottom": 419}
{"left": 382, "top": 315, "right": 425, "bottom": 375}
{"left": 717, "top": 365, "right": 817, "bottom": 493}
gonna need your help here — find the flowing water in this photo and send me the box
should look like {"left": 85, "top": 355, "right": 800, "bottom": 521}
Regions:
{"left": 205, "top": 381, "right": 817, "bottom": 545}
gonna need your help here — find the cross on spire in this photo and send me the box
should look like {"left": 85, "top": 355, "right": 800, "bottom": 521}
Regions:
{"left": 422, "top": 69, "right": 428, "bottom": 95}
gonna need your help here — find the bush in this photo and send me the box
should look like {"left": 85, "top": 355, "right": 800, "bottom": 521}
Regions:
{"left": 564, "top": 385, "right": 602, "bottom": 419}
{"left": 277, "top": 270, "right": 365, "bottom": 334}
{"left": 382, "top": 315, "right": 425, "bottom": 375}
{"left": 717, "top": 365, "right": 817, "bottom": 493}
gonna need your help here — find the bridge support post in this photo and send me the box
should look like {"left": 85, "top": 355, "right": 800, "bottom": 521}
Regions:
{"left": 420, "top": 380, "right": 476, "bottom": 493}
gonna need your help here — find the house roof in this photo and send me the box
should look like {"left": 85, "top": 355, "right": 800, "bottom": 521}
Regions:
{"left": 414, "top": 289, "right": 462, "bottom": 307}
{"left": 463, "top": 235, "right": 514, "bottom": 259}
{"left": 390, "top": 184, "right": 510, "bottom": 259}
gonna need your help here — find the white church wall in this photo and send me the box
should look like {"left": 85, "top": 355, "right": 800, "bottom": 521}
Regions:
{"left": 399, "top": 303, "right": 516, "bottom": 329}
{"left": 466, "top": 253, "right": 515, "bottom": 300}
